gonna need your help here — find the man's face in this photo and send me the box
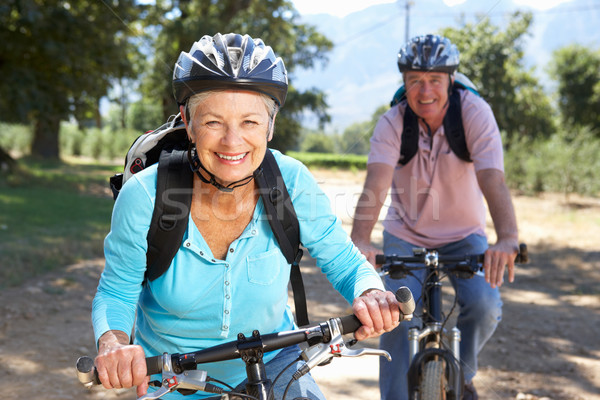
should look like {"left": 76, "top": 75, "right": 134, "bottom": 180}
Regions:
{"left": 404, "top": 71, "right": 451, "bottom": 128}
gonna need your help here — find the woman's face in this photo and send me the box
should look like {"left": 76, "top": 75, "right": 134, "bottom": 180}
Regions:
{"left": 184, "top": 90, "right": 274, "bottom": 186}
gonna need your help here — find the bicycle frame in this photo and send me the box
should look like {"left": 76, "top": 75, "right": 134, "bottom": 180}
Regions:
{"left": 406, "top": 250, "right": 463, "bottom": 400}
{"left": 377, "top": 244, "right": 528, "bottom": 400}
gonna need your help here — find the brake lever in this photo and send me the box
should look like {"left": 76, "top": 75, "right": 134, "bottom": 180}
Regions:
{"left": 138, "top": 353, "right": 211, "bottom": 400}
{"left": 296, "top": 318, "right": 391, "bottom": 380}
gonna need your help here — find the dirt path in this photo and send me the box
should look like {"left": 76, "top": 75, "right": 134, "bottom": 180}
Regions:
{"left": 1, "top": 170, "right": 599, "bottom": 399}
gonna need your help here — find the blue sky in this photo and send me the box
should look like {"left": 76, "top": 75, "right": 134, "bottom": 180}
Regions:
{"left": 292, "top": 0, "right": 575, "bottom": 17}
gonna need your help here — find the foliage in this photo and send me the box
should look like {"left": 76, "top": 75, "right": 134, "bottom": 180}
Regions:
{"left": 0, "top": 123, "right": 32, "bottom": 156}
{"left": 1, "top": 123, "right": 141, "bottom": 162}
{"left": 0, "top": 0, "right": 143, "bottom": 158}
{"left": 140, "top": 0, "right": 333, "bottom": 153}
{"left": 549, "top": 44, "right": 600, "bottom": 132}
{"left": 126, "top": 100, "right": 165, "bottom": 133}
{"left": 59, "top": 124, "right": 141, "bottom": 161}
{"left": 541, "top": 125, "right": 600, "bottom": 200}
{"left": 300, "top": 132, "right": 336, "bottom": 153}
{"left": 504, "top": 125, "right": 600, "bottom": 200}
{"left": 338, "top": 104, "right": 389, "bottom": 155}
{"left": 440, "top": 12, "right": 556, "bottom": 142}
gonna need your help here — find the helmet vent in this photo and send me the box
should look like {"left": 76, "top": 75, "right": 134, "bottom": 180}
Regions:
{"left": 423, "top": 45, "right": 432, "bottom": 63}
{"left": 228, "top": 47, "right": 243, "bottom": 74}
{"left": 435, "top": 44, "right": 445, "bottom": 59}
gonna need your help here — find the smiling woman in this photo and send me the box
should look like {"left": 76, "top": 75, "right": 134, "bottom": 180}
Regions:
{"left": 90, "top": 32, "right": 399, "bottom": 400}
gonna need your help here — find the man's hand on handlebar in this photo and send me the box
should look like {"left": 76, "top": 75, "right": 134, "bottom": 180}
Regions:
{"left": 484, "top": 238, "right": 519, "bottom": 289}
{"left": 352, "top": 289, "right": 401, "bottom": 341}
{"left": 95, "top": 330, "right": 149, "bottom": 397}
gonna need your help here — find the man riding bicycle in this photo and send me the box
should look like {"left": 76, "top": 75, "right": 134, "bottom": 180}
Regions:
{"left": 350, "top": 34, "right": 520, "bottom": 400}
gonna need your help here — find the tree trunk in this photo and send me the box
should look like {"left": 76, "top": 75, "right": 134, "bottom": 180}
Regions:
{"left": 0, "top": 146, "right": 17, "bottom": 174}
{"left": 95, "top": 97, "right": 102, "bottom": 129}
{"left": 30, "top": 114, "right": 61, "bottom": 159}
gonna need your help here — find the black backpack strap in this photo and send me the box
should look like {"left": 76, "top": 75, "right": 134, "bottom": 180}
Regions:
{"left": 145, "top": 147, "right": 193, "bottom": 282}
{"left": 254, "top": 150, "right": 308, "bottom": 326}
{"left": 443, "top": 88, "right": 472, "bottom": 162}
{"left": 399, "top": 104, "right": 420, "bottom": 165}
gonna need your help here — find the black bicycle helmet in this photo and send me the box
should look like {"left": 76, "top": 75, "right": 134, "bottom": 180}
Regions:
{"left": 173, "top": 33, "right": 288, "bottom": 107}
{"left": 397, "top": 34, "right": 460, "bottom": 74}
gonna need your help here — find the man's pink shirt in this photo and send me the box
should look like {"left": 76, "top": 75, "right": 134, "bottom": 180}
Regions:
{"left": 367, "top": 90, "right": 504, "bottom": 248}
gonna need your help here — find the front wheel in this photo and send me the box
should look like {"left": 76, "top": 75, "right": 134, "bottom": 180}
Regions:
{"left": 419, "top": 360, "right": 446, "bottom": 400}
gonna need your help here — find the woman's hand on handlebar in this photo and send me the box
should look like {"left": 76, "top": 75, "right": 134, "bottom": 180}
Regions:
{"left": 95, "top": 330, "right": 149, "bottom": 397}
{"left": 484, "top": 238, "right": 519, "bottom": 288}
{"left": 352, "top": 289, "right": 401, "bottom": 341}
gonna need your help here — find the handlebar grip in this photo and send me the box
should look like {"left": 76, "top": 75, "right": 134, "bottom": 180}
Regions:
{"left": 338, "top": 314, "right": 363, "bottom": 335}
{"left": 375, "top": 254, "right": 386, "bottom": 265}
{"left": 146, "top": 355, "right": 162, "bottom": 376}
{"left": 516, "top": 243, "right": 529, "bottom": 264}
{"left": 76, "top": 356, "right": 100, "bottom": 386}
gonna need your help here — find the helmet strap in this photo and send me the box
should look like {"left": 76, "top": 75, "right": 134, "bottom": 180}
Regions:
{"left": 187, "top": 144, "right": 255, "bottom": 193}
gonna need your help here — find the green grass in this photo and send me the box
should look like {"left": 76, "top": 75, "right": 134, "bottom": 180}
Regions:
{"left": 0, "top": 157, "right": 119, "bottom": 289}
{"left": 287, "top": 151, "right": 367, "bottom": 170}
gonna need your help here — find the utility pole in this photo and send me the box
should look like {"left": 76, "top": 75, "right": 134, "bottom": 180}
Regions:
{"left": 405, "top": 0, "right": 413, "bottom": 42}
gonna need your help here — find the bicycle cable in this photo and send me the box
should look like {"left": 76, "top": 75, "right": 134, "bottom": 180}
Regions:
{"left": 439, "top": 271, "right": 459, "bottom": 350}
{"left": 206, "top": 376, "right": 235, "bottom": 391}
{"left": 227, "top": 392, "right": 260, "bottom": 400}
{"left": 267, "top": 356, "right": 302, "bottom": 400}
{"left": 282, "top": 378, "right": 295, "bottom": 400}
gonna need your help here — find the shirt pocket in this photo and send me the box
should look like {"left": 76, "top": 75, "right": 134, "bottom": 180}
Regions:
{"left": 246, "top": 248, "right": 285, "bottom": 285}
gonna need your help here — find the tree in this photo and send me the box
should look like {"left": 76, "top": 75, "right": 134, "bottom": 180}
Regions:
{"left": 0, "top": 0, "right": 142, "bottom": 159}
{"left": 549, "top": 44, "right": 600, "bottom": 132}
{"left": 441, "top": 12, "right": 555, "bottom": 141}
{"left": 126, "top": 100, "right": 164, "bottom": 133}
{"left": 140, "top": 0, "right": 333, "bottom": 153}
{"left": 339, "top": 104, "right": 389, "bottom": 155}
{"left": 301, "top": 132, "right": 335, "bottom": 153}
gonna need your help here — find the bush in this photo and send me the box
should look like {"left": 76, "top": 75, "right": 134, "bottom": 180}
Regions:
{"left": 0, "top": 123, "right": 32, "bottom": 156}
{"left": 300, "top": 132, "right": 336, "bottom": 153}
{"left": 60, "top": 123, "right": 140, "bottom": 160}
{"left": 504, "top": 125, "right": 600, "bottom": 199}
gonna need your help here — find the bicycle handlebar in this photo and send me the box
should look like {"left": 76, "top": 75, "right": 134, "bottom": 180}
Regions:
{"left": 77, "top": 287, "right": 415, "bottom": 388}
{"left": 375, "top": 243, "right": 529, "bottom": 266}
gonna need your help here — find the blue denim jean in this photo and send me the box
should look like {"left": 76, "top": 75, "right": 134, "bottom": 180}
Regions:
{"left": 379, "top": 232, "right": 503, "bottom": 400}
{"left": 205, "top": 344, "right": 326, "bottom": 400}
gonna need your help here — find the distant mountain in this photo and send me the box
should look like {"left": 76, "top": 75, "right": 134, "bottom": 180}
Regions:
{"left": 292, "top": 0, "right": 600, "bottom": 131}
